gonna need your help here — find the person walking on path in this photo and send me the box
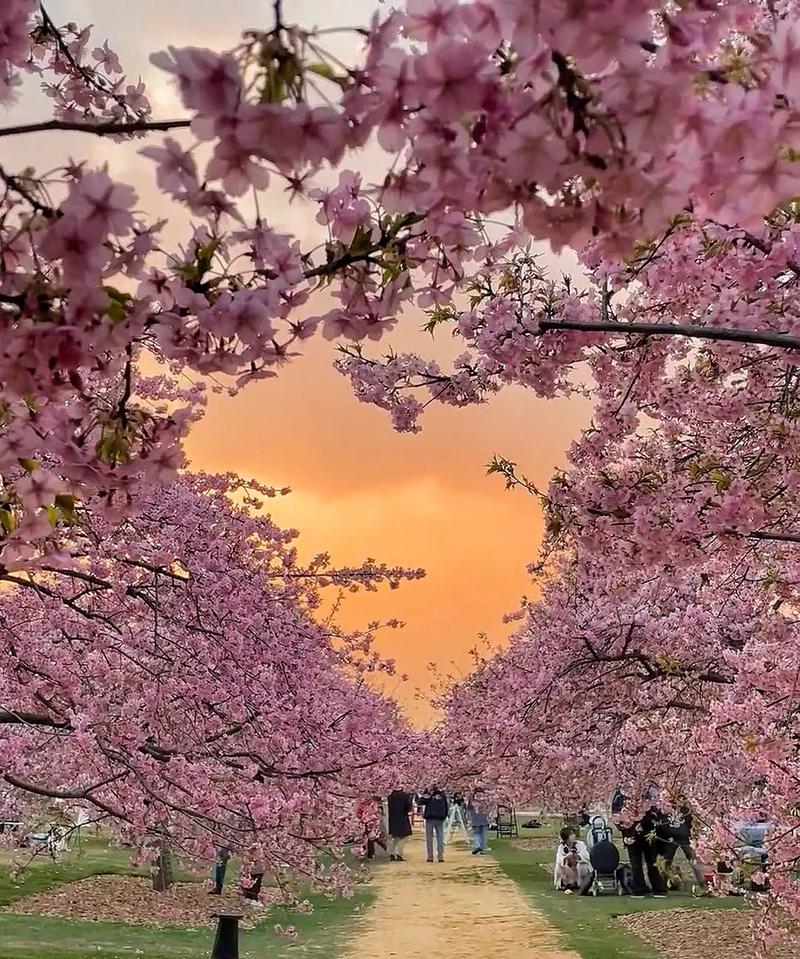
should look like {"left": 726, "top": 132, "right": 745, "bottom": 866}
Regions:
{"left": 467, "top": 788, "right": 491, "bottom": 855}
{"left": 387, "top": 787, "right": 413, "bottom": 861}
{"left": 420, "top": 785, "right": 449, "bottom": 863}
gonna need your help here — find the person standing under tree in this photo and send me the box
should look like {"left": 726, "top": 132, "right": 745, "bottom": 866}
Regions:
{"left": 616, "top": 790, "right": 667, "bottom": 899}
{"left": 420, "top": 785, "right": 449, "bottom": 863}
{"left": 357, "top": 795, "right": 388, "bottom": 860}
{"left": 387, "top": 787, "right": 413, "bottom": 861}
{"left": 660, "top": 800, "right": 707, "bottom": 891}
{"left": 467, "top": 788, "right": 491, "bottom": 855}
{"left": 209, "top": 845, "right": 231, "bottom": 895}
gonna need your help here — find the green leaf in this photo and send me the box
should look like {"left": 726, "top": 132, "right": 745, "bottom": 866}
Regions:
{"left": 55, "top": 494, "right": 78, "bottom": 523}
{"left": 195, "top": 240, "right": 220, "bottom": 278}
{"left": 96, "top": 432, "right": 131, "bottom": 466}
{"left": 18, "top": 458, "right": 38, "bottom": 472}
{"left": 0, "top": 505, "right": 15, "bottom": 534}
{"left": 307, "top": 61, "right": 337, "bottom": 81}
{"left": 306, "top": 61, "right": 349, "bottom": 89}
{"left": 710, "top": 468, "right": 731, "bottom": 493}
{"left": 421, "top": 305, "right": 456, "bottom": 335}
{"left": 348, "top": 226, "right": 374, "bottom": 256}
{"left": 103, "top": 286, "right": 131, "bottom": 325}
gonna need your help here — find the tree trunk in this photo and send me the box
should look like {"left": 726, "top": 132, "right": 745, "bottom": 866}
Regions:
{"left": 152, "top": 842, "right": 174, "bottom": 892}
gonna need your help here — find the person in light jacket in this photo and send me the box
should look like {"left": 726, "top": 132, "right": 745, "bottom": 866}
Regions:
{"left": 467, "top": 788, "right": 491, "bottom": 855}
{"left": 554, "top": 826, "right": 592, "bottom": 892}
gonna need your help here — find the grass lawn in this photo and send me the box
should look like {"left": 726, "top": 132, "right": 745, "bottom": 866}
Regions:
{"left": 0, "top": 840, "right": 373, "bottom": 959}
{"left": 492, "top": 820, "right": 744, "bottom": 959}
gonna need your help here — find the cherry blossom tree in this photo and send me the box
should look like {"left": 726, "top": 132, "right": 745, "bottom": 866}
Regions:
{"left": 6, "top": 0, "right": 800, "bottom": 933}
{"left": 0, "top": 467, "right": 423, "bottom": 893}
{"left": 4, "top": 1, "right": 800, "bottom": 568}
{"left": 434, "top": 546, "right": 800, "bottom": 930}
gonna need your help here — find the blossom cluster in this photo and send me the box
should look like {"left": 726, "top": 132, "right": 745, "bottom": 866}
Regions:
{"left": 0, "top": 470, "right": 422, "bottom": 890}
{"left": 5, "top": 0, "right": 800, "bottom": 568}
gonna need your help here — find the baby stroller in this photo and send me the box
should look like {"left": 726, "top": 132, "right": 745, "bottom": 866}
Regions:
{"left": 585, "top": 815, "right": 613, "bottom": 850}
{"left": 582, "top": 836, "right": 624, "bottom": 896}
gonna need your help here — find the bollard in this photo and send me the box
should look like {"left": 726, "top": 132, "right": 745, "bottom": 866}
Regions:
{"left": 211, "top": 911, "right": 243, "bottom": 959}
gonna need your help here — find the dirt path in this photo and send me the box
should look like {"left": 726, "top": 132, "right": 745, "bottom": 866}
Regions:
{"left": 342, "top": 835, "right": 578, "bottom": 959}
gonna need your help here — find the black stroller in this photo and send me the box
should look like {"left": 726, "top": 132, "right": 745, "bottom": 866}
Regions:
{"left": 585, "top": 815, "right": 614, "bottom": 849}
{"left": 581, "top": 817, "right": 624, "bottom": 896}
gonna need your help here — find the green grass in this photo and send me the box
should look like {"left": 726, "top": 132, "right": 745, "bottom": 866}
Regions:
{"left": 0, "top": 840, "right": 148, "bottom": 905}
{"left": 0, "top": 891, "right": 373, "bottom": 959}
{"left": 0, "top": 841, "right": 373, "bottom": 959}
{"left": 492, "top": 823, "right": 744, "bottom": 959}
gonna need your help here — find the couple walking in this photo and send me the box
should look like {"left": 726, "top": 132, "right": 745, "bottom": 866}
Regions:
{"left": 386, "top": 786, "right": 492, "bottom": 862}
{"left": 387, "top": 786, "right": 448, "bottom": 862}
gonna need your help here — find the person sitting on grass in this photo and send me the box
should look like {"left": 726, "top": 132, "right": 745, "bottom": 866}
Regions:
{"left": 554, "top": 826, "right": 592, "bottom": 893}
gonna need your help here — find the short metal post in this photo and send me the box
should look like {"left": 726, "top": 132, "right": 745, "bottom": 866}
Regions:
{"left": 211, "top": 912, "right": 242, "bottom": 959}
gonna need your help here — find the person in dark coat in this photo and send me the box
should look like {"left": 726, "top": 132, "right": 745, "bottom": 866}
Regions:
{"left": 387, "top": 788, "right": 413, "bottom": 861}
{"left": 618, "top": 792, "right": 667, "bottom": 899}
{"left": 660, "top": 801, "right": 707, "bottom": 888}
{"left": 419, "top": 785, "right": 449, "bottom": 863}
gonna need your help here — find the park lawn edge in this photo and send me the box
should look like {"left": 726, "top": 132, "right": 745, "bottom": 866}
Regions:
{"left": 0, "top": 841, "right": 374, "bottom": 959}
{"left": 0, "top": 886, "right": 375, "bottom": 959}
{"left": 491, "top": 831, "right": 743, "bottom": 959}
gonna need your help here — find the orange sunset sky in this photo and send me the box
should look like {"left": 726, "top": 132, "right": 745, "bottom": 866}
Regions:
{"left": 9, "top": 1, "right": 591, "bottom": 722}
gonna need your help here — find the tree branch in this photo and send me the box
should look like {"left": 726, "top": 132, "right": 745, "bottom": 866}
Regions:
{"left": 0, "top": 709, "right": 68, "bottom": 728}
{"left": 0, "top": 118, "right": 192, "bottom": 140}
{"left": 749, "top": 530, "right": 800, "bottom": 544}
{"left": 3, "top": 773, "right": 129, "bottom": 821}
{"left": 539, "top": 318, "right": 800, "bottom": 351}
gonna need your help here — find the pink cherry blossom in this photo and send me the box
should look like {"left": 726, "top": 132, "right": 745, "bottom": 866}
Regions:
{"left": 140, "top": 137, "right": 199, "bottom": 195}
{"left": 61, "top": 169, "right": 137, "bottom": 238}
{"left": 92, "top": 40, "right": 122, "bottom": 75}
{"left": 150, "top": 46, "right": 241, "bottom": 116}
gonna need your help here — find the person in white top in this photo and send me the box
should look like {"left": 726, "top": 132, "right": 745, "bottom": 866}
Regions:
{"left": 554, "top": 826, "right": 592, "bottom": 892}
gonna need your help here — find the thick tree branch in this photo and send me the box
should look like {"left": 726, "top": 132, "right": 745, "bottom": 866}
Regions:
{"left": 749, "top": 530, "right": 800, "bottom": 544}
{"left": 0, "top": 709, "right": 68, "bottom": 728}
{"left": 539, "top": 318, "right": 800, "bottom": 351}
{"left": 3, "top": 773, "right": 129, "bottom": 821}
